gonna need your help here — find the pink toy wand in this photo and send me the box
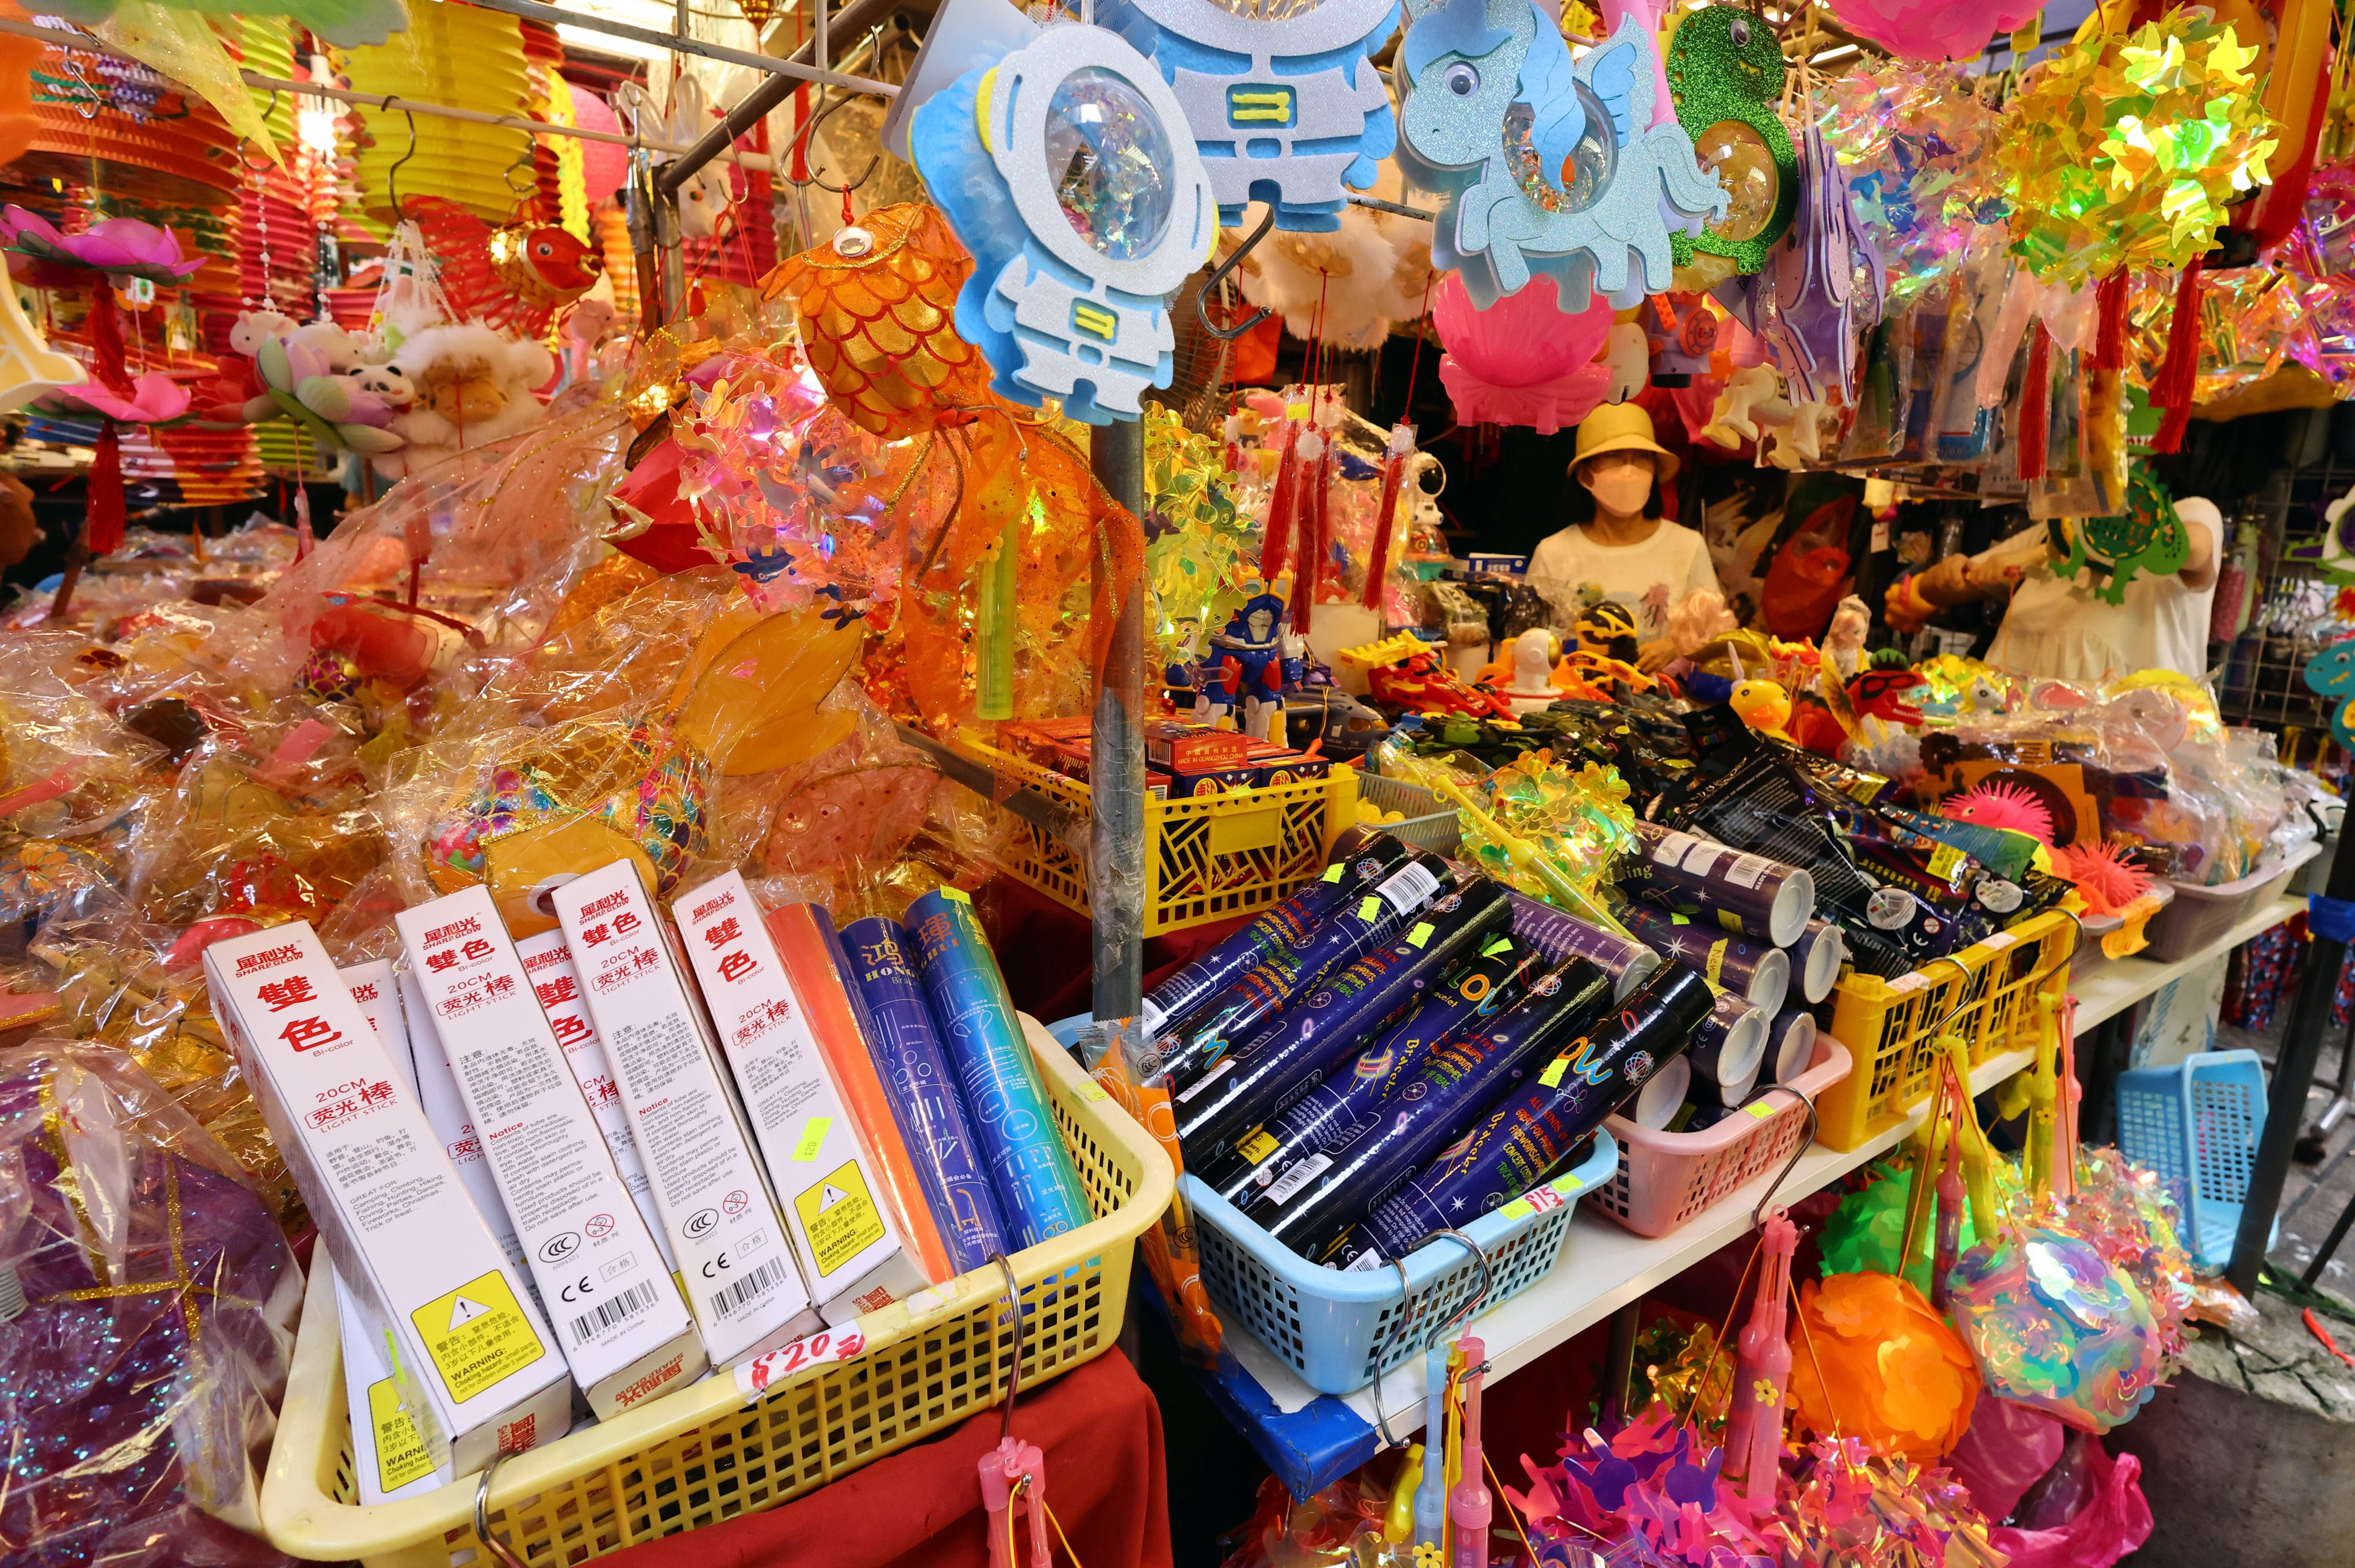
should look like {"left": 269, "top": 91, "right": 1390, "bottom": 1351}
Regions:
{"left": 1721, "top": 1212, "right": 1797, "bottom": 1519}
{"left": 1448, "top": 1336, "right": 1489, "bottom": 1567}
{"left": 1933, "top": 1075, "right": 1967, "bottom": 1314}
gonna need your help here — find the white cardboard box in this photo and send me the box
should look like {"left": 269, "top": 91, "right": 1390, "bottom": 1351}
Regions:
{"left": 385, "top": 966, "right": 528, "bottom": 1286}
{"left": 514, "top": 929, "right": 681, "bottom": 1279}
{"left": 204, "top": 922, "right": 569, "bottom": 1470}
{"left": 331, "top": 1257, "right": 453, "bottom": 1504}
{"left": 673, "top": 872, "right": 928, "bottom": 1323}
{"left": 397, "top": 888, "right": 707, "bottom": 1417}
{"left": 552, "top": 860, "right": 820, "bottom": 1364}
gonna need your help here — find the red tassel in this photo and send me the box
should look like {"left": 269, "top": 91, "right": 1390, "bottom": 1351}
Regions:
{"left": 86, "top": 423, "right": 124, "bottom": 558}
{"left": 86, "top": 286, "right": 133, "bottom": 399}
{"left": 1258, "top": 420, "right": 1301, "bottom": 582}
{"left": 2019, "top": 325, "right": 2051, "bottom": 482}
{"left": 2149, "top": 258, "right": 2204, "bottom": 455}
{"left": 1295, "top": 438, "right": 1330, "bottom": 634}
{"left": 2092, "top": 271, "right": 2131, "bottom": 371}
{"left": 1363, "top": 424, "right": 1415, "bottom": 611}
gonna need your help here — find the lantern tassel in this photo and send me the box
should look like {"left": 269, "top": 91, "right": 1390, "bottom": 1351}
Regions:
{"left": 2149, "top": 258, "right": 2203, "bottom": 455}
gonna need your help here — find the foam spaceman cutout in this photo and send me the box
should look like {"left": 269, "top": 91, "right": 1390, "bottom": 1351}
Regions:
{"left": 1392, "top": 5, "right": 1726, "bottom": 311}
{"left": 910, "top": 23, "right": 1219, "bottom": 423}
{"left": 1098, "top": 0, "right": 1400, "bottom": 232}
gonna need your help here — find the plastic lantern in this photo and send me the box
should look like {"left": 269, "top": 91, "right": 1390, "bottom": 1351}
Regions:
{"left": 1946, "top": 1228, "right": 2165, "bottom": 1434}
{"left": 1392, "top": 6, "right": 1725, "bottom": 310}
{"left": 1787, "top": 1270, "right": 1980, "bottom": 1461}
{"left": 908, "top": 18, "right": 1217, "bottom": 423}
{"left": 1431, "top": 273, "right": 1614, "bottom": 435}
{"left": 1825, "top": 0, "right": 2039, "bottom": 63}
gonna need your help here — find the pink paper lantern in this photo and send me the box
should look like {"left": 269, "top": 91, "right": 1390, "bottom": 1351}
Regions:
{"left": 1826, "top": 0, "right": 2041, "bottom": 62}
{"left": 1432, "top": 273, "right": 1614, "bottom": 436}
{"left": 574, "top": 80, "right": 630, "bottom": 206}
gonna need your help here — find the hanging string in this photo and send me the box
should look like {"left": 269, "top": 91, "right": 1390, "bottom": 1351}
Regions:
{"left": 1399, "top": 271, "right": 1435, "bottom": 419}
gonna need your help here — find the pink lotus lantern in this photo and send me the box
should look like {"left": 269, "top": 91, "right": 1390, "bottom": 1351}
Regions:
{"left": 1433, "top": 273, "right": 1615, "bottom": 436}
{"left": 1826, "top": 0, "right": 2042, "bottom": 62}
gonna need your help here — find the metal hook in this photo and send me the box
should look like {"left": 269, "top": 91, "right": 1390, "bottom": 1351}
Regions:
{"left": 1196, "top": 207, "right": 1275, "bottom": 341}
{"left": 384, "top": 102, "right": 418, "bottom": 223}
{"left": 783, "top": 90, "right": 880, "bottom": 193}
{"left": 989, "top": 1251, "right": 1023, "bottom": 1444}
{"left": 1741, "top": 1084, "right": 1822, "bottom": 1230}
{"left": 235, "top": 89, "right": 282, "bottom": 172}
{"left": 498, "top": 116, "right": 540, "bottom": 199}
{"left": 1368, "top": 1228, "right": 1495, "bottom": 1448}
{"left": 60, "top": 53, "right": 103, "bottom": 120}
{"left": 473, "top": 1451, "right": 530, "bottom": 1568}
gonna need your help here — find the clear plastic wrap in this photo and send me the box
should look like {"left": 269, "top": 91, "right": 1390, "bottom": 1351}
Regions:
{"left": 0, "top": 1040, "right": 302, "bottom": 1568}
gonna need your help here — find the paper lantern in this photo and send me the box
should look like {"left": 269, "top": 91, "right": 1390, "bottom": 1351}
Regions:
{"left": 909, "top": 20, "right": 1216, "bottom": 423}
{"left": 1431, "top": 271, "right": 1613, "bottom": 434}
{"left": 1392, "top": 4, "right": 1725, "bottom": 310}
{"left": 1825, "top": 0, "right": 2039, "bottom": 63}
{"left": 1098, "top": 0, "right": 1396, "bottom": 232}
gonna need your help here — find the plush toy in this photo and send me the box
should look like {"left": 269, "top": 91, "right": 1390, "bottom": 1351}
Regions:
{"left": 348, "top": 361, "right": 415, "bottom": 408}
{"left": 374, "top": 321, "right": 554, "bottom": 478}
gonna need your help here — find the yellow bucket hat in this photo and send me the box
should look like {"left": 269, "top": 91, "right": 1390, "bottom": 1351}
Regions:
{"left": 1572, "top": 401, "right": 1680, "bottom": 484}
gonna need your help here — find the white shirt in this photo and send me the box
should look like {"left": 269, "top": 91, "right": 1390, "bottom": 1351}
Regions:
{"left": 1986, "top": 497, "right": 2222, "bottom": 685}
{"left": 1525, "top": 520, "right": 1721, "bottom": 638}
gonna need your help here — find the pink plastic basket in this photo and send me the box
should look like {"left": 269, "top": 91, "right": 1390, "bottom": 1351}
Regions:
{"left": 1590, "top": 1035, "right": 1854, "bottom": 1237}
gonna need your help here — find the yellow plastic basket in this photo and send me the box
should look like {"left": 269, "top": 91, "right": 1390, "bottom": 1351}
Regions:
{"left": 962, "top": 735, "right": 1358, "bottom": 938}
{"left": 1815, "top": 910, "right": 2079, "bottom": 1152}
{"left": 261, "top": 1019, "right": 1173, "bottom": 1567}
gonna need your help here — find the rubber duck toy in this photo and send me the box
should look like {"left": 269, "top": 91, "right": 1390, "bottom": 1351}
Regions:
{"left": 1730, "top": 677, "right": 1794, "bottom": 740}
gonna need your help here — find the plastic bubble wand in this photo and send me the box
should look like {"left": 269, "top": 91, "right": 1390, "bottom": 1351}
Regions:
{"left": 1423, "top": 772, "right": 1621, "bottom": 933}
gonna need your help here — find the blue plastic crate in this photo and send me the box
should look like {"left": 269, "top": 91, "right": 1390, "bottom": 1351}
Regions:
{"left": 1048, "top": 1012, "right": 1618, "bottom": 1394}
{"left": 2116, "top": 1048, "right": 2270, "bottom": 1273}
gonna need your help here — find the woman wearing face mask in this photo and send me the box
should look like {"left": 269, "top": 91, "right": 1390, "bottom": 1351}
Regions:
{"left": 1525, "top": 403, "right": 1718, "bottom": 672}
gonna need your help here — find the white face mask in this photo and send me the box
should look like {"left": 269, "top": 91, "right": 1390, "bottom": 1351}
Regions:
{"left": 1583, "top": 462, "right": 1653, "bottom": 517}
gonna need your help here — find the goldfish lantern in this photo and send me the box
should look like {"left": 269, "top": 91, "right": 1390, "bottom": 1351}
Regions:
{"left": 1946, "top": 1228, "right": 2165, "bottom": 1433}
{"left": 908, "top": 19, "right": 1219, "bottom": 422}
{"left": 760, "top": 203, "right": 994, "bottom": 439}
{"left": 1100, "top": 0, "right": 1398, "bottom": 231}
{"left": 424, "top": 607, "right": 864, "bottom": 935}
{"left": 407, "top": 195, "right": 602, "bottom": 336}
{"left": 1392, "top": 6, "right": 1726, "bottom": 309}
{"left": 1787, "top": 1270, "right": 1981, "bottom": 1461}
{"left": 1431, "top": 272, "right": 1615, "bottom": 435}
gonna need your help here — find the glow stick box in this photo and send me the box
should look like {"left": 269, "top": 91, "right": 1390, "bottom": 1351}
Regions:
{"left": 332, "top": 1260, "right": 451, "bottom": 1504}
{"left": 673, "top": 871, "right": 937, "bottom": 1322}
{"left": 204, "top": 922, "right": 568, "bottom": 1471}
{"left": 397, "top": 888, "right": 706, "bottom": 1417}
{"left": 553, "top": 858, "right": 821, "bottom": 1364}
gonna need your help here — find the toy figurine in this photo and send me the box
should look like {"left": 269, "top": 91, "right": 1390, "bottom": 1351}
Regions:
{"left": 1198, "top": 591, "right": 1293, "bottom": 741}
{"left": 1729, "top": 677, "right": 1794, "bottom": 740}
{"left": 1340, "top": 632, "right": 1515, "bottom": 718}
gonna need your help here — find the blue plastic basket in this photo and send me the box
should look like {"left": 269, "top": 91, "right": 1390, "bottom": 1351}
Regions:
{"left": 2115, "top": 1049, "right": 2270, "bottom": 1273}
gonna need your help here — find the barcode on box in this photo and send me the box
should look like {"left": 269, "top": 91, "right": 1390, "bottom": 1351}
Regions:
{"left": 569, "top": 1279, "right": 660, "bottom": 1345}
{"left": 709, "top": 1258, "right": 790, "bottom": 1322}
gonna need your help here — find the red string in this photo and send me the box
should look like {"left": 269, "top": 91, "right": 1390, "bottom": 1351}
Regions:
{"left": 1400, "top": 272, "right": 1435, "bottom": 416}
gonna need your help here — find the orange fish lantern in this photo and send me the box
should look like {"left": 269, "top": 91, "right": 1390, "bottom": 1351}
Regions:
{"left": 761, "top": 203, "right": 993, "bottom": 440}
{"left": 407, "top": 195, "right": 602, "bottom": 337}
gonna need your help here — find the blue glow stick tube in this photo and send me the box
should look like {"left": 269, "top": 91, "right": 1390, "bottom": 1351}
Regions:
{"left": 907, "top": 891, "right": 1092, "bottom": 1248}
{"left": 838, "top": 915, "right": 1011, "bottom": 1274}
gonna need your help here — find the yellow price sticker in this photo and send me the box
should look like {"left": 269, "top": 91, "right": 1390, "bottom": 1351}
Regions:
{"left": 941, "top": 887, "right": 972, "bottom": 904}
{"left": 1408, "top": 922, "right": 1434, "bottom": 948}
{"left": 1747, "top": 1102, "right": 1776, "bottom": 1120}
{"left": 1077, "top": 1080, "right": 1111, "bottom": 1103}
{"left": 1323, "top": 862, "right": 1346, "bottom": 883}
{"left": 1538, "top": 1057, "right": 1569, "bottom": 1088}
{"left": 794, "top": 1115, "right": 833, "bottom": 1160}
{"left": 1358, "top": 896, "right": 1383, "bottom": 921}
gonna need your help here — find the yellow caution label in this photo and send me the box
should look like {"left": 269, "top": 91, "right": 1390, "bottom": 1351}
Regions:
{"left": 1538, "top": 1056, "right": 1569, "bottom": 1089}
{"left": 1240, "top": 1128, "right": 1280, "bottom": 1164}
{"left": 795, "top": 1160, "right": 887, "bottom": 1279}
{"left": 367, "top": 1376, "right": 435, "bottom": 1492}
{"left": 793, "top": 1115, "right": 833, "bottom": 1161}
{"left": 411, "top": 1270, "right": 547, "bottom": 1405}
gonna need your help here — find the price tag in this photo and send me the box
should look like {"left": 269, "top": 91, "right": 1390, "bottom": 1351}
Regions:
{"left": 941, "top": 887, "right": 972, "bottom": 904}
{"left": 1408, "top": 922, "right": 1435, "bottom": 949}
{"left": 1076, "top": 1079, "right": 1111, "bottom": 1103}
{"left": 736, "top": 1322, "right": 870, "bottom": 1396}
{"left": 792, "top": 1116, "right": 832, "bottom": 1161}
{"left": 1538, "top": 1056, "right": 1569, "bottom": 1088}
{"left": 1747, "top": 1102, "right": 1777, "bottom": 1121}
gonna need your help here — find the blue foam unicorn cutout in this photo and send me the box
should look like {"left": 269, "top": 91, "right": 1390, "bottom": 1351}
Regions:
{"left": 1393, "top": 2, "right": 1726, "bottom": 312}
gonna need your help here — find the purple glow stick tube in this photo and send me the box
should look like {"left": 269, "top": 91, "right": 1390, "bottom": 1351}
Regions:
{"left": 1504, "top": 891, "right": 1660, "bottom": 999}
{"left": 1793, "top": 920, "right": 1845, "bottom": 1003}
{"left": 1615, "top": 904, "right": 1790, "bottom": 1017}
{"left": 1625, "top": 822, "right": 1816, "bottom": 947}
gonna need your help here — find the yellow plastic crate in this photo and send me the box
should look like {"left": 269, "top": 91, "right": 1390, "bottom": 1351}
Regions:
{"left": 1816, "top": 910, "right": 2080, "bottom": 1151}
{"left": 261, "top": 1019, "right": 1173, "bottom": 1567}
{"left": 964, "top": 735, "right": 1359, "bottom": 938}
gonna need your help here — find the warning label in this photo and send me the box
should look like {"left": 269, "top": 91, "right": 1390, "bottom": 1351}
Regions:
{"left": 366, "top": 1376, "right": 435, "bottom": 1491}
{"left": 411, "top": 1270, "right": 547, "bottom": 1404}
{"left": 793, "top": 1161, "right": 885, "bottom": 1280}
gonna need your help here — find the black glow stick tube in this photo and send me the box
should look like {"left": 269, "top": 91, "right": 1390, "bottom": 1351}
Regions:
{"left": 1154, "top": 852, "right": 1456, "bottom": 1091}
{"left": 1249, "top": 957, "right": 1613, "bottom": 1260}
{"left": 1615, "top": 904, "right": 1790, "bottom": 1017}
{"left": 1173, "top": 879, "right": 1514, "bottom": 1166}
{"left": 1141, "top": 833, "right": 1411, "bottom": 1038}
{"left": 1196, "top": 936, "right": 1539, "bottom": 1205}
{"left": 1327, "top": 965, "right": 1714, "bottom": 1270}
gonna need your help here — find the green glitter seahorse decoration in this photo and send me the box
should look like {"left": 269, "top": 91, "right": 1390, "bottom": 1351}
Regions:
{"left": 1665, "top": 5, "right": 1798, "bottom": 275}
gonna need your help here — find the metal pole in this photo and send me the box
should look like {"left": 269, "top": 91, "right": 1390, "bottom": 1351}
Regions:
{"left": 656, "top": 0, "right": 906, "bottom": 195}
{"left": 2228, "top": 842, "right": 2355, "bottom": 1294}
{"left": 461, "top": 0, "right": 897, "bottom": 98}
{"left": 1089, "top": 420, "right": 1147, "bottom": 1024}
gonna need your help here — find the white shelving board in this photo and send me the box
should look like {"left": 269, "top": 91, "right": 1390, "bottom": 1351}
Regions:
{"left": 2070, "top": 894, "right": 2306, "bottom": 1032}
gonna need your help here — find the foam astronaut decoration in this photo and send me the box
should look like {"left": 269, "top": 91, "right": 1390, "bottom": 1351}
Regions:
{"left": 1392, "top": 5, "right": 1726, "bottom": 311}
{"left": 1096, "top": 0, "right": 1400, "bottom": 232}
{"left": 910, "top": 20, "right": 1219, "bottom": 423}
